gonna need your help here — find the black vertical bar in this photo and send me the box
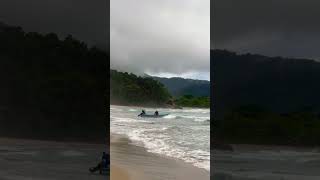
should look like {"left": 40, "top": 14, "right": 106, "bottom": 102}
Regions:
{"left": 106, "top": 0, "right": 111, "bottom": 176}
{"left": 210, "top": 0, "right": 214, "bottom": 178}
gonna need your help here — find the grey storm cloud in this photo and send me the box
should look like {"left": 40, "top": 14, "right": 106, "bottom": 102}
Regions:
{"left": 0, "top": 0, "right": 108, "bottom": 49}
{"left": 213, "top": 0, "right": 320, "bottom": 59}
{"left": 110, "top": 0, "right": 210, "bottom": 77}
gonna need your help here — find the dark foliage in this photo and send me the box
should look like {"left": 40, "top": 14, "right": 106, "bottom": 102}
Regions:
{"left": 0, "top": 23, "right": 107, "bottom": 142}
{"left": 110, "top": 70, "right": 171, "bottom": 106}
{"left": 212, "top": 49, "right": 320, "bottom": 145}
{"left": 175, "top": 95, "right": 209, "bottom": 108}
{"left": 215, "top": 105, "right": 320, "bottom": 146}
{"left": 152, "top": 77, "right": 210, "bottom": 97}
{"left": 212, "top": 49, "right": 320, "bottom": 118}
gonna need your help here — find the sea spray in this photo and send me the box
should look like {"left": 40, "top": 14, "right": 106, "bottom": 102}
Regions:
{"left": 110, "top": 105, "right": 210, "bottom": 171}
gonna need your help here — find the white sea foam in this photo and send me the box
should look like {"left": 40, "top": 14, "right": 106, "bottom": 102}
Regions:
{"left": 110, "top": 105, "right": 210, "bottom": 171}
{"left": 127, "top": 129, "right": 210, "bottom": 171}
{"left": 163, "top": 114, "right": 176, "bottom": 119}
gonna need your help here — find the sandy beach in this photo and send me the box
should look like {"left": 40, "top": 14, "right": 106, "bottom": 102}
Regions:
{"left": 0, "top": 137, "right": 108, "bottom": 180}
{"left": 213, "top": 144, "right": 320, "bottom": 180}
{"left": 111, "top": 166, "right": 129, "bottom": 180}
{"left": 110, "top": 134, "right": 210, "bottom": 180}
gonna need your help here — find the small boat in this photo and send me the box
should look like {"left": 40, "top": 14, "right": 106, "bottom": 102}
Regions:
{"left": 138, "top": 113, "right": 169, "bottom": 118}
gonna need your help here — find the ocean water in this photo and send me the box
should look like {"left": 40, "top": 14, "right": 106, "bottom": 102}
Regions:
{"left": 110, "top": 105, "right": 210, "bottom": 171}
{"left": 213, "top": 146, "right": 320, "bottom": 180}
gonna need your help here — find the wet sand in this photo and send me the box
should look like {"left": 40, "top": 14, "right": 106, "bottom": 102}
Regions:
{"left": 213, "top": 144, "right": 320, "bottom": 180}
{"left": 0, "top": 137, "right": 108, "bottom": 180}
{"left": 111, "top": 166, "right": 129, "bottom": 180}
{"left": 111, "top": 134, "right": 210, "bottom": 180}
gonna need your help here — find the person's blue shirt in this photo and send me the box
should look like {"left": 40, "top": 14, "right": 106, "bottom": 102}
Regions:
{"left": 102, "top": 152, "right": 109, "bottom": 168}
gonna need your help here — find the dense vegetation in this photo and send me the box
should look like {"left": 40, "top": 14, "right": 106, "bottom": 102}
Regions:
{"left": 212, "top": 49, "right": 320, "bottom": 146}
{"left": 110, "top": 71, "right": 210, "bottom": 108}
{"left": 175, "top": 95, "right": 210, "bottom": 108}
{"left": 0, "top": 23, "right": 107, "bottom": 142}
{"left": 212, "top": 49, "right": 320, "bottom": 118}
{"left": 152, "top": 76, "right": 210, "bottom": 97}
{"left": 110, "top": 70, "right": 171, "bottom": 106}
{"left": 215, "top": 105, "right": 320, "bottom": 146}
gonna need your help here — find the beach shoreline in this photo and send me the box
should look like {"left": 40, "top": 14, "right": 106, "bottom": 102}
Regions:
{"left": 0, "top": 137, "right": 108, "bottom": 180}
{"left": 213, "top": 139, "right": 320, "bottom": 151}
{"left": 213, "top": 143, "right": 320, "bottom": 180}
{"left": 111, "top": 133, "right": 210, "bottom": 180}
{"left": 0, "top": 136, "right": 109, "bottom": 150}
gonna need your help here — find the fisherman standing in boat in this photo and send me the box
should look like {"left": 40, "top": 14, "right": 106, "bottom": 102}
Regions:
{"left": 138, "top": 109, "right": 146, "bottom": 116}
{"left": 154, "top": 110, "right": 159, "bottom": 116}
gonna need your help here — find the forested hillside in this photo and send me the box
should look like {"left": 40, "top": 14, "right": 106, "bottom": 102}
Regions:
{"left": 213, "top": 49, "right": 320, "bottom": 118}
{"left": 152, "top": 76, "right": 210, "bottom": 97}
{"left": 0, "top": 23, "right": 107, "bottom": 141}
{"left": 213, "top": 49, "right": 320, "bottom": 146}
{"left": 110, "top": 70, "right": 171, "bottom": 106}
{"left": 175, "top": 95, "right": 210, "bottom": 108}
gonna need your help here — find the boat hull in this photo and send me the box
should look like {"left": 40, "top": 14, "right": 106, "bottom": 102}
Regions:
{"left": 139, "top": 114, "right": 169, "bottom": 118}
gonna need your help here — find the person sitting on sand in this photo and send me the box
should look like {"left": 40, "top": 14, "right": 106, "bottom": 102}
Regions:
{"left": 138, "top": 110, "right": 146, "bottom": 116}
{"left": 154, "top": 110, "right": 159, "bottom": 116}
{"left": 89, "top": 152, "right": 109, "bottom": 174}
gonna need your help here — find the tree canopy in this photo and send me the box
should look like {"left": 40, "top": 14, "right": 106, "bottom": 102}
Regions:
{"left": 213, "top": 49, "right": 320, "bottom": 146}
{"left": 110, "top": 70, "right": 171, "bottom": 106}
{"left": 0, "top": 23, "right": 107, "bottom": 141}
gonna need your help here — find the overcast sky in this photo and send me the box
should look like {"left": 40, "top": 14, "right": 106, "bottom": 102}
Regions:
{"left": 110, "top": 0, "right": 210, "bottom": 80}
{"left": 213, "top": 0, "right": 320, "bottom": 60}
{"left": 0, "top": 0, "right": 108, "bottom": 49}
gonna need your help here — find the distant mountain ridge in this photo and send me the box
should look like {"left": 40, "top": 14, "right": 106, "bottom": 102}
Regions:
{"left": 151, "top": 76, "right": 210, "bottom": 97}
{"left": 110, "top": 70, "right": 209, "bottom": 108}
{"left": 212, "top": 49, "right": 320, "bottom": 118}
{"left": 213, "top": 49, "right": 320, "bottom": 146}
